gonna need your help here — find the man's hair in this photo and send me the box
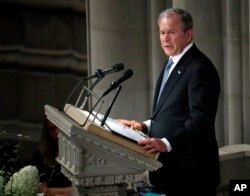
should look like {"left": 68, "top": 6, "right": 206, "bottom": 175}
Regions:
{"left": 158, "top": 8, "right": 193, "bottom": 32}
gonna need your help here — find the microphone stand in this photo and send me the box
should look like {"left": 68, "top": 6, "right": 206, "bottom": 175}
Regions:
{"left": 79, "top": 70, "right": 105, "bottom": 109}
{"left": 83, "top": 69, "right": 104, "bottom": 81}
{"left": 101, "top": 85, "right": 122, "bottom": 127}
{"left": 83, "top": 93, "right": 104, "bottom": 126}
{"left": 65, "top": 70, "right": 104, "bottom": 108}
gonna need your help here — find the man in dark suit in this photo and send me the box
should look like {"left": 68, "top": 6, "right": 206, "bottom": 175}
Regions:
{"left": 119, "top": 8, "right": 220, "bottom": 196}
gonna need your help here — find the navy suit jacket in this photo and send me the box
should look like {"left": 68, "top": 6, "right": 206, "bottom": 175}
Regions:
{"left": 149, "top": 44, "right": 221, "bottom": 194}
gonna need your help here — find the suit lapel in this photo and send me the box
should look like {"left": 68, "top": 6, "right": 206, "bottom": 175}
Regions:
{"left": 152, "top": 65, "right": 185, "bottom": 116}
{"left": 152, "top": 44, "right": 197, "bottom": 118}
{"left": 153, "top": 62, "right": 166, "bottom": 110}
{"left": 151, "top": 44, "right": 198, "bottom": 119}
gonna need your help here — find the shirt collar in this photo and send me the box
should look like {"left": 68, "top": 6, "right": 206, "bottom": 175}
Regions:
{"left": 170, "top": 42, "right": 193, "bottom": 65}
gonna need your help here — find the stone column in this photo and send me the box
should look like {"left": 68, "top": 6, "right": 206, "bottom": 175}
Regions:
{"left": 241, "top": 2, "right": 250, "bottom": 143}
{"left": 86, "top": 0, "right": 150, "bottom": 120}
{"left": 223, "top": 0, "right": 246, "bottom": 144}
{"left": 147, "top": 0, "right": 170, "bottom": 107}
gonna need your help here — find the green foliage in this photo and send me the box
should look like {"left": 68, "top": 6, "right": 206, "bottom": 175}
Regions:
{"left": 0, "top": 170, "right": 5, "bottom": 196}
{"left": 0, "top": 127, "right": 22, "bottom": 184}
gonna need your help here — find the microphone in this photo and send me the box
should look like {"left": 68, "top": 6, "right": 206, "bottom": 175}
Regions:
{"left": 102, "top": 63, "right": 124, "bottom": 75}
{"left": 102, "top": 69, "right": 133, "bottom": 97}
{"left": 84, "top": 63, "right": 124, "bottom": 80}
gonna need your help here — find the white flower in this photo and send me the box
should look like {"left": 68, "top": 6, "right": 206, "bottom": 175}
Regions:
{"left": 4, "top": 165, "right": 39, "bottom": 196}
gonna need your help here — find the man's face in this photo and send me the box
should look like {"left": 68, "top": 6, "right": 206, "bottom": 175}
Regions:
{"left": 159, "top": 14, "right": 192, "bottom": 56}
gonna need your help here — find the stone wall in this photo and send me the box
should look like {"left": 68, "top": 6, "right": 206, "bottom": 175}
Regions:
{"left": 0, "top": 0, "right": 87, "bottom": 160}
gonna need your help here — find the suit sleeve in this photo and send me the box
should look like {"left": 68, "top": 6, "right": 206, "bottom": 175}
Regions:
{"left": 170, "top": 64, "right": 220, "bottom": 150}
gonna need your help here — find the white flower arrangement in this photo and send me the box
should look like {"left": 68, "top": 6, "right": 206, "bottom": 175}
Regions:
{"left": 4, "top": 165, "right": 39, "bottom": 196}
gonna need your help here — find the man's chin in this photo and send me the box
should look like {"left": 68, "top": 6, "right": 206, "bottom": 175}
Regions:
{"left": 164, "top": 51, "right": 173, "bottom": 56}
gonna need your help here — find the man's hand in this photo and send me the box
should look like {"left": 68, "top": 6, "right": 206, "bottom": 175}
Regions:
{"left": 138, "top": 138, "right": 168, "bottom": 153}
{"left": 117, "top": 119, "right": 148, "bottom": 133}
{"left": 118, "top": 119, "right": 168, "bottom": 153}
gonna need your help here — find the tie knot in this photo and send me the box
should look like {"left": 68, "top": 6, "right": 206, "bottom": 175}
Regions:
{"left": 166, "top": 58, "right": 173, "bottom": 69}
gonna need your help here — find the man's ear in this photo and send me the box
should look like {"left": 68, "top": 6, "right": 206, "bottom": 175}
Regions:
{"left": 186, "top": 29, "right": 193, "bottom": 43}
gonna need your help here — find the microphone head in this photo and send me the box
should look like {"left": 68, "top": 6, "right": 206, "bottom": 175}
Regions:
{"left": 124, "top": 69, "right": 133, "bottom": 78}
{"left": 114, "top": 63, "right": 125, "bottom": 72}
{"left": 102, "top": 69, "right": 133, "bottom": 97}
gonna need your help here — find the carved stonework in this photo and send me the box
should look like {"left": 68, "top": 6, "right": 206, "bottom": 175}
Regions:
{"left": 61, "top": 166, "right": 146, "bottom": 187}
{"left": 85, "top": 152, "right": 107, "bottom": 167}
{"left": 45, "top": 105, "right": 162, "bottom": 195}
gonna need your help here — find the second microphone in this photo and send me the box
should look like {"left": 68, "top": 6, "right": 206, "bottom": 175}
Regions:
{"left": 102, "top": 69, "right": 133, "bottom": 97}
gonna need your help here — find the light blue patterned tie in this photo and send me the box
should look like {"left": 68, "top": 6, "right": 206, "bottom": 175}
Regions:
{"left": 157, "top": 58, "right": 174, "bottom": 103}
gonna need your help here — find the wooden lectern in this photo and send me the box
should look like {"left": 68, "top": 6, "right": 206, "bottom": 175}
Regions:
{"left": 44, "top": 104, "right": 162, "bottom": 196}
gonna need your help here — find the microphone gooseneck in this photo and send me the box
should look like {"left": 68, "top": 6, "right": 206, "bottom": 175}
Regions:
{"left": 102, "top": 69, "right": 133, "bottom": 97}
{"left": 84, "top": 63, "right": 125, "bottom": 80}
{"left": 79, "top": 63, "right": 125, "bottom": 109}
